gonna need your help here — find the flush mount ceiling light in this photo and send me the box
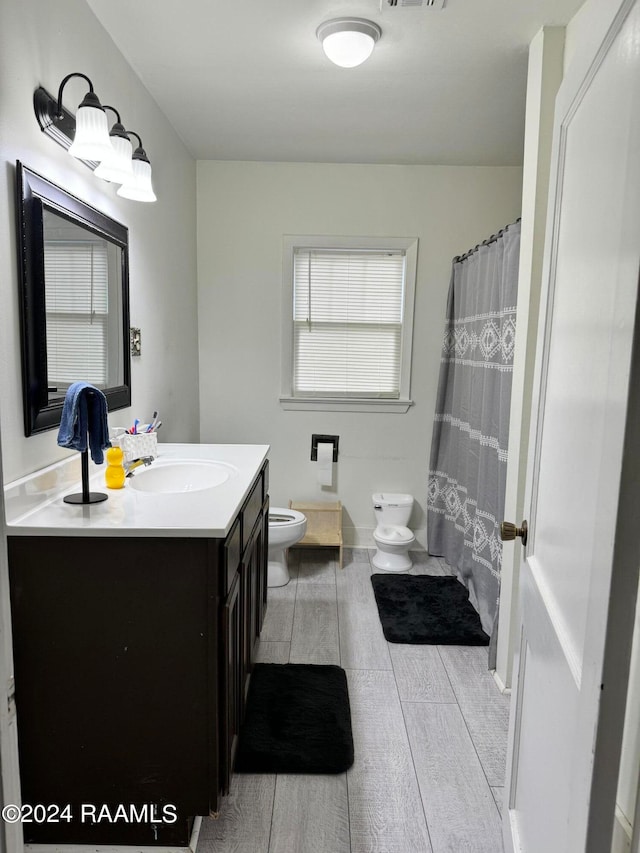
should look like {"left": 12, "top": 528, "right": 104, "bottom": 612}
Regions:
{"left": 316, "top": 18, "right": 382, "bottom": 68}
{"left": 34, "top": 73, "right": 157, "bottom": 202}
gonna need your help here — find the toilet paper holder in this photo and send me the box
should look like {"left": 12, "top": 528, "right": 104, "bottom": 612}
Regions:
{"left": 311, "top": 434, "right": 339, "bottom": 462}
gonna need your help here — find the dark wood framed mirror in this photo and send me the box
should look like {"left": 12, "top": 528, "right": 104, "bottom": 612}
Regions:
{"left": 16, "top": 161, "right": 131, "bottom": 436}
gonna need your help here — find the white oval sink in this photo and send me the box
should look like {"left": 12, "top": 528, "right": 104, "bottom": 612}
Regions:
{"left": 127, "top": 460, "right": 237, "bottom": 494}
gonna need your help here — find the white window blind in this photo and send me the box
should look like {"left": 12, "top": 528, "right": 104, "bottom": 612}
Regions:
{"left": 44, "top": 241, "right": 109, "bottom": 389}
{"left": 293, "top": 248, "right": 406, "bottom": 398}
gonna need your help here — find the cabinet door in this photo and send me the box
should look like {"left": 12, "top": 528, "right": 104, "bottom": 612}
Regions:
{"left": 220, "top": 570, "right": 242, "bottom": 794}
{"left": 242, "top": 515, "right": 267, "bottom": 680}
{"left": 249, "top": 509, "right": 269, "bottom": 651}
{"left": 257, "top": 507, "right": 268, "bottom": 636}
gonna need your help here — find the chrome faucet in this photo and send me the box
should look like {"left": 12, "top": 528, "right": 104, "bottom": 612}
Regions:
{"left": 124, "top": 456, "right": 155, "bottom": 477}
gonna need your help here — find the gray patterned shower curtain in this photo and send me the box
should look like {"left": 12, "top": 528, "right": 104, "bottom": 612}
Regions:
{"left": 427, "top": 220, "right": 520, "bottom": 667}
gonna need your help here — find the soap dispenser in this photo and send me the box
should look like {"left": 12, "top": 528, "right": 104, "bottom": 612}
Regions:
{"left": 105, "top": 446, "right": 125, "bottom": 489}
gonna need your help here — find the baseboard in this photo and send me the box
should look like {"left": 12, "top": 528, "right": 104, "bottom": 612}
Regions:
{"left": 502, "top": 802, "right": 632, "bottom": 852}
{"left": 611, "top": 805, "right": 632, "bottom": 853}
{"left": 504, "top": 805, "right": 523, "bottom": 853}
{"left": 189, "top": 816, "right": 202, "bottom": 852}
{"left": 493, "top": 669, "right": 512, "bottom": 695}
{"left": 26, "top": 816, "right": 203, "bottom": 853}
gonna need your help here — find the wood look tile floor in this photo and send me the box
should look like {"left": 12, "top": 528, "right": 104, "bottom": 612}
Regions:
{"left": 198, "top": 549, "right": 509, "bottom": 853}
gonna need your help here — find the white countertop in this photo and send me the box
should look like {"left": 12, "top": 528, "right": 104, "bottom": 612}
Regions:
{"left": 4, "top": 443, "right": 269, "bottom": 538}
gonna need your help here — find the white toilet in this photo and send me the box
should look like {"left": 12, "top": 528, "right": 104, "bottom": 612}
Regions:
{"left": 372, "top": 493, "right": 415, "bottom": 572}
{"left": 267, "top": 507, "right": 307, "bottom": 587}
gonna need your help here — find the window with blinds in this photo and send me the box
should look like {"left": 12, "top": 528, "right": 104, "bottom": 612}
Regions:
{"left": 292, "top": 248, "right": 407, "bottom": 398}
{"left": 44, "top": 241, "right": 109, "bottom": 390}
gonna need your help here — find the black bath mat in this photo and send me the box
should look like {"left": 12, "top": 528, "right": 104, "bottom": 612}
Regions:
{"left": 235, "top": 663, "right": 354, "bottom": 774}
{"left": 371, "top": 574, "right": 489, "bottom": 645}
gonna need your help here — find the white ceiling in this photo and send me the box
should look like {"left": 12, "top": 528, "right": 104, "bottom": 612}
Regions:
{"left": 86, "top": 0, "right": 584, "bottom": 166}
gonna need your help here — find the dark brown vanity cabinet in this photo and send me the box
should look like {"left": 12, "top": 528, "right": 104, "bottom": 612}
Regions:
{"left": 8, "top": 461, "right": 269, "bottom": 846}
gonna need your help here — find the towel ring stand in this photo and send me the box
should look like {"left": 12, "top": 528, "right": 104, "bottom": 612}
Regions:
{"left": 63, "top": 450, "right": 108, "bottom": 505}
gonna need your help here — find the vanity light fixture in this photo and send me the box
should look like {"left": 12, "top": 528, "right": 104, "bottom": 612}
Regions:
{"left": 93, "top": 106, "right": 134, "bottom": 184}
{"left": 33, "top": 72, "right": 114, "bottom": 161}
{"left": 116, "top": 132, "right": 157, "bottom": 203}
{"left": 316, "top": 18, "right": 382, "bottom": 68}
{"left": 33, "top": 73, "right": 157, "bottom": 202}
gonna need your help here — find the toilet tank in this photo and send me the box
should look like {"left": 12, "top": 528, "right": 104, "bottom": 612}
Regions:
{"left": 372, "top": 493, "right": 413, "bottom": 527}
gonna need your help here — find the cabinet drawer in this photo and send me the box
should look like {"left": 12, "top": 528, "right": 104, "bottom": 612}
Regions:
{"left": 224, "top": 517, "right": 241, "bottom": 595}
{"left": 242, "top": 473, "right": 263, "bottom": 552}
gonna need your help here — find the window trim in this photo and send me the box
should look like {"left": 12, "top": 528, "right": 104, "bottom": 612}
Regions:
{"left": 280, "top": 235, "right": 417, "bottom": 413}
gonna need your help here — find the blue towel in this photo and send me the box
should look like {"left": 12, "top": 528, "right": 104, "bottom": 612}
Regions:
{"left": 57, "top": 382, "right": 110, "bottom": 465}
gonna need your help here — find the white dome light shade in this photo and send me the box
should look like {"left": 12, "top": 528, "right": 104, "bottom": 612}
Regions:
{"left": 94, "top": 133, "right": 134, "bottom": 184}
{"left": 321, "top": 30, "right": 375, "bottom": 68}
{"left": 317, "top": 18, "right": 381, "bottom": 68}
{"left": 68, "top": 93, "right": 114, "bottom": 161}
{"left": 117, "top": 156, "right": 157, "bottom": 203}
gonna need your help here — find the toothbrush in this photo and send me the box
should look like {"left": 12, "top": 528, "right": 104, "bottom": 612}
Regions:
{"left": 133, "top": 419, "right": 140, "bottom": 435}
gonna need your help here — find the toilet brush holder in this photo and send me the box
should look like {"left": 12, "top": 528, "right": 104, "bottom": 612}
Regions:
{"left": 63, "top": 449, "right": 108, "bottom": 505}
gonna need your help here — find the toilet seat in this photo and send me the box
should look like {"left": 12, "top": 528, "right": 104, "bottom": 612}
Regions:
{"left": 374, "top": 524, "right": 414, "bottom": 545}
{"left": 269, "top": 508, "right": 306, "bottom": 526}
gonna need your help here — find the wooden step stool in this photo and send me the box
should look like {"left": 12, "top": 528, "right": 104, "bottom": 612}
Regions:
{"left": 289, "top": 500, "right": 343, "bottom": 569}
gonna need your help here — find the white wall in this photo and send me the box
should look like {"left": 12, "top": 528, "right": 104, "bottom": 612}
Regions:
{"left": 197, "top": 161, "right": 522, "bottom": 547}
{"left": 0, "top": 0, "right": 200, "bottom": 484}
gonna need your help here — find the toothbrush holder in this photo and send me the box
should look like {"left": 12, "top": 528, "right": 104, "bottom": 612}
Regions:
{"left": 118, "top": 432, "right": 158, "bottom": 464}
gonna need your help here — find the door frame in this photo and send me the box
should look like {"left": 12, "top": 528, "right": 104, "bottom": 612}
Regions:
{"left": 0, "top": 432, "right": 23, "bottom": 853}
{"left": 494, "top": 24, "right": 565, "bottom": 692}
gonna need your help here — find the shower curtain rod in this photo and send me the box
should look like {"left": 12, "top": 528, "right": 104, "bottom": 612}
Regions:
{"left": 453, "top": 217, "right": 521, "bottom": 265}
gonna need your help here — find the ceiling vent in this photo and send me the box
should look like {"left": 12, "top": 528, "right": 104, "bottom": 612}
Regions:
{"left": 384, "top": 0, "right": 446, "bottom": 8}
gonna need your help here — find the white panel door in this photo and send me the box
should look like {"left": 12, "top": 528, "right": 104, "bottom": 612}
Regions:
{"left": 504, "top": 1, "right": 640, "bottom": 852}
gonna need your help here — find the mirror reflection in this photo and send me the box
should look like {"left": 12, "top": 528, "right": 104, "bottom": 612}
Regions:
{"left": 43, "top": 209, "right": 125, "bottom": 405}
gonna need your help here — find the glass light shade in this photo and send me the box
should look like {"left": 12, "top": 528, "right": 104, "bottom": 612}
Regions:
{"left": 117, "top": 158, "right": 157, "bottom": 203}
{"left": 94, "top": 135, "right": 134, "bottom": 184}
{"left": 317, "top": 19, "right": 381, "bottom": 68}
{"left": 322, "top": 31, "right": 376, "bottom": 67}
{"left": 68, "top": 105, "right": 114, "bottom": 161}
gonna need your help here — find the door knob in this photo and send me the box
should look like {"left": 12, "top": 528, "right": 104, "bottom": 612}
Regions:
{"left": 500, "top": 519, "right": 528, "bottom": 546}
